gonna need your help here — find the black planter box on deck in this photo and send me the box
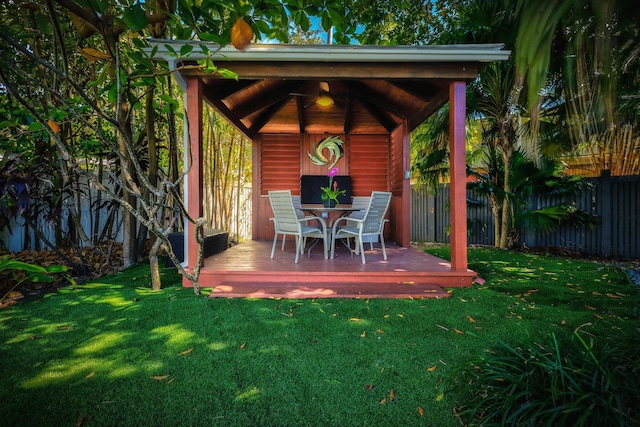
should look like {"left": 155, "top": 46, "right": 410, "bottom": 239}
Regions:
{"left": 165, "top": 229, "right": 229, "bottom": 267}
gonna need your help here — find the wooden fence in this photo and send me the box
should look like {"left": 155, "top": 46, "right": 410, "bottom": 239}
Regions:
{"left": 0, "top": 182, "right": 252, "bottom": 253}
{"left": 3, "top": 171, "right": 637, "bottom": 260}
{"left": 411, "top": 171, "right": 640, "bottom": 259}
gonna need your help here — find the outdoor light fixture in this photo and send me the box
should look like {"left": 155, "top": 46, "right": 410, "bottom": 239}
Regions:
{"left": 316, "top": 96, "right": 334, "bottom": 107}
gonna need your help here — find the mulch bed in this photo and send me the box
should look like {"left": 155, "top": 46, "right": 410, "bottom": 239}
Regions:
{"left": 0, "top": 242, "right": 125, "bottom": 309}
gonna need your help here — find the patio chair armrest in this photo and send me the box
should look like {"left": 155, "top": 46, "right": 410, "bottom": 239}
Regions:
{"left": 332, "top": 215, "right": 361, "bottom": 234}
{"left": 299, "top": 215, "right": 327, "bottom": 232}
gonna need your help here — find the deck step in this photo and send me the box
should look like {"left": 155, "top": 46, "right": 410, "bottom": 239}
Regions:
{"left": 208, "top": 281, "right": 451, "bottom": 299}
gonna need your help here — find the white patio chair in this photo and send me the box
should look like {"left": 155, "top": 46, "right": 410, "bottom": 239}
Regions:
{"left": 346, "top": 196, "right": 370, "bottom": 222}
{"left": 274, "top": 195, "right": 307, "bottom": 251}
{"left": 269, "top": 190, "right": 328, "bottom": 263}
{"left": 330, "top": 191, "right": 392, "bottom": 264}
{"left": 344, "top": 196, "right": 377, "bottom": 249}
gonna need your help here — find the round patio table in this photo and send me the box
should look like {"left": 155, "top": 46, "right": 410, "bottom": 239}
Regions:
{"left": 300, "top": 206, "right": 364, "bottom": 255}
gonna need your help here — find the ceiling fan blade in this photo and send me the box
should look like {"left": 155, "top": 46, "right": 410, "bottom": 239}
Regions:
{"left": 290, "top": 92, "right": 317, "bottom": 98}
{"left": 319, "top": 81, "right": 330, "bottom": 93}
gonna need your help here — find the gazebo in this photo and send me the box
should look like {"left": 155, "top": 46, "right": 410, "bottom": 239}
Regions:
{"left": 149, "top": 41, "right": 510, "bottom": 298}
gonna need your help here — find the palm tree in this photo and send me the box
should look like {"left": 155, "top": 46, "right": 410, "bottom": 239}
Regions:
{"left": 415, "top": 0, "right": 634, "bottom": 248}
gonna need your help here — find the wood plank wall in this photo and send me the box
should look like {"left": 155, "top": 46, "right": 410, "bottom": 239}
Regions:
{"left": 389, "top": 125, "right": 408, "bottom": 246}
{"left": 254, "top": 133, "right": 393, "bottom": 241}
{"left": 347, "top": 135, "right": 389, "bottom": 195}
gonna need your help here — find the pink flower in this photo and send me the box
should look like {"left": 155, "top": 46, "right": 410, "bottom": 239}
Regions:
{"left": 333, "top": 180, "right": 338, "bottom": 190}
{"left": 327, "top": 167, "right": 339, "bottom": 178}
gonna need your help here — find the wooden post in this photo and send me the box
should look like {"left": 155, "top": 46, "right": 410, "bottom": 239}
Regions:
{"left": 449, "top": 82, "right": 468, "bottom": 271}
{"left": 400, "top": 121, "right": 411, "bottom": 247}
{"left": 185, "top": 77, "right": 203, "bottom": 274}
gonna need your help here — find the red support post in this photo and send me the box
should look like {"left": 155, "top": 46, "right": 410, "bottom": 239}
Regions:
{"left": 400, "top": 122, "right": 411, "bottom": 247}
{"left": 185, "top": 77, "right": 203, "bottom": 274}
{"left": 449, "top": 81, "right": 468, "bottom": 271}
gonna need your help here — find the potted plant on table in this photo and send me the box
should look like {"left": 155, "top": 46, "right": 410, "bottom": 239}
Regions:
{"left": 321, "top": 167, "right": 346, "bottom": 207}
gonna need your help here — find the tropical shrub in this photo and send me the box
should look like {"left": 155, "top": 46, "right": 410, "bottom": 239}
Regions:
{"left": 0, "top": 256, "right": 75, "bottom": 305}
{"left": 456, "top": 332, "right": 640, "bottom": 426}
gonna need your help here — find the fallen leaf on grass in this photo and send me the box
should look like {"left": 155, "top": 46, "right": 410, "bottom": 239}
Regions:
{"left": 585, "top": 305, "right": 596, "bottom": 310}
{"left": 360, "top": 331, "right": 367, "bottom": 338}
{"left": 593, "top": 313, "right": 604, "bottom": 319}
{"left": 240, "top": 343, "right": 247, "bottom": 349}
{"left": 179, "top": 348, "right": 193, "bottom": 356}
{"left": 435, "top": 393, "right": 444, "bottom": 402}
{"left": 379, "top": 397, "right": 386, "bottom": 405}
{"left": 383, "top": 314, "right": 390, "bottom": 318}
{"left": 454, "top": 328, "right": 465, "bottom": 334}
{"left": 364, "top": 384, "right": 374, "bottom": 391}
{"left": 427, "top": 365, "right": 437, "bottom": 372}
{"left": 375, "top": 329, "right": 384, "bottom": 334}
{"left": 397, "top": 313, "right": 404, "bottom": 318}
{"left": 58, "top": 325, "right": 73, "bottom": 331}
{"left": 85, "top": 371, "right": 95, "bottom": 379}
{"left": 605, "top": 293, "right": 622, "bottom": 299}
{"left": 466, "top": 315, "right": 475, "bottom": 323}
{"left": 76, "top": 412, "right": 91, "bottom": 427}
{"left": 349, "top": 317, "right": 360, "bottom": 322}
{"left": 418, "top": 406, "right": 425, "bottom": 416}
{"left": 561, "top": 319, "right": 567, "bottom": 325}
{"left": 152, "top": 375, "right": 170, "bottom": 381}
{"left": 389, "top": 390, "right": 395, "bottom": 401}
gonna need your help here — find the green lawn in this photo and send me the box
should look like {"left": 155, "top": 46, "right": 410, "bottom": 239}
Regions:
{"left": 1, "top": 247, "right": 638, "bottom": 426}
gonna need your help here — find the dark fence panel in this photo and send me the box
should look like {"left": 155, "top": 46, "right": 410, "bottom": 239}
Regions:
{"left": 411, "top": 172, "right": 640, "bottom": 259}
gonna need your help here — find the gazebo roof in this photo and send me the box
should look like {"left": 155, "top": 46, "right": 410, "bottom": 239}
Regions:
{"left": 148, "top": 40, "right": 510, "bottom": 138}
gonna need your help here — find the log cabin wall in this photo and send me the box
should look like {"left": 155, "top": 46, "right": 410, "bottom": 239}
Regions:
{"left": 253, "top": 133, "right": 395, "bottom": 242}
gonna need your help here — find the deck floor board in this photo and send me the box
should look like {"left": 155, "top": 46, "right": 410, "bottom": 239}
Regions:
{"left": 186, "top": 240, "right": 475, "bottom": 299}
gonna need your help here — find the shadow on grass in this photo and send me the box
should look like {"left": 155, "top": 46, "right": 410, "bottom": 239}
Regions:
{"left": 1, "top": 252, "right": 638, "bottom": 426}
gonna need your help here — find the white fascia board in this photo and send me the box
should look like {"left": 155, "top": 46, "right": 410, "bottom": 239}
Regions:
{"left": 145, "top": 39, "right": 511, "bottom": 64}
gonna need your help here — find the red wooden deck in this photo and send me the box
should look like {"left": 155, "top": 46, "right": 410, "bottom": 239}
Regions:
{"left": 183, "top": 240, "right": 476, "bottom": 299}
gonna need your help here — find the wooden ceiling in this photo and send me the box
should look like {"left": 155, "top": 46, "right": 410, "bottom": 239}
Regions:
{"left": 200, "top": 76, "right": 453, "bottom": 137}
{"left": 153, "top": 43, "right": 510, "bottom": 139}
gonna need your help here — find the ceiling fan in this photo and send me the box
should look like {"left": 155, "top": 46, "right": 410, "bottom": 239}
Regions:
{"left": 290, "top": 81, "right": 345, "bottom": 108}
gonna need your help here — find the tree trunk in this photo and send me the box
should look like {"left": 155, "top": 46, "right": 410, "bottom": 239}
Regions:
{"left": 149, "top": 236, "right": 163, "bottom": 291}
{"left": 488, "top": 192, "right": 501, "bottom": 247}
{"left": 499, "top": 146, "right": 514, "bottom": 249}
{"left": 144, "top": 84, "right": 160, "bottom": 283}
{"left": 119, "top": 128, "right": 138, "bottom": 267}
